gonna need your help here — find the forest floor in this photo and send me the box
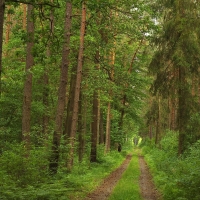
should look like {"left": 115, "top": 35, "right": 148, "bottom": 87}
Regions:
{"left": 83, "top": 151, "right": 161, "bottom": 200}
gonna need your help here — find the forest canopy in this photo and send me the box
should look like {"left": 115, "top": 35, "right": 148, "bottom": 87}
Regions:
{"left": 0, "top": 0, "right": 200, "bottom": 199}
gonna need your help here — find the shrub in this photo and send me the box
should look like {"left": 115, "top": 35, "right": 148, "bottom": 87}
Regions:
{"left": 142, "top": 132, "right": 200, "bottom": 200}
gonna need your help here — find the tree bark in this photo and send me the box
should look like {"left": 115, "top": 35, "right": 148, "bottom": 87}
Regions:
{"left": 78, "top": 92, "right": 85, "bottom": 162}
{"left": 5, "top": 5, "right": 11, "bottom": 44}
{"left": 49, "top": 1, "right": 72, "bottom": 174}
{"left": 198, "top": 68, "right": 200, "bottom": 105}
{"left": 0, "top": 0, "right": 5, "bottom": 95}
{"left": 63, "top": 64, "right": 76, "bottom": 138}
{"left": 99, "top": 110, "right": 104, "bottom": 144}
{"left": 118, "top": 94, "right": 126, "bottom": 130}
{"left": 22, "top": 4, "right": 26, "bottom": 30}
{"left": 105, "top": 48, "right": 115, "bottom": 154}
{"left": 90, "top": 49, "right": 100, "bottom": 162}
{"left": 105, "top": 101, "right": 111, "bottom": 153}
{"left": 90, "top": 90, "right": 99, "bottom": 162}
{"left": 178, "top": 66, "right": 186, "bottom": 155}
{"left": 67, "top": 1, "right": 86, "bottom": 171}
{"left": 149, "top": 126, "right": 152, "bottom": 139}
{"left": 43, "top": 0, "right": 54, "bottom": 139}
{"left": 22, "top": 4, "right": 34, "bottom": 150}
{"left": 155, "top": 96, "right": 161, "bottom": 145}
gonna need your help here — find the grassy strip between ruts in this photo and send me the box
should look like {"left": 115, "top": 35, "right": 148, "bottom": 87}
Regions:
{"left": 108, "top": 149, "right": 142, "bottom": 200}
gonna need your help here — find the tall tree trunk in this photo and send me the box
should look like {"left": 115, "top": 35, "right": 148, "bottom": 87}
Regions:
{"left": 90, "top": 50, "right": 100, "bottom": 162}
{"left": 0, "top": 0, "right": 5, "bottom": 95}
{"left": 63, "top": 64, "right": 76, "bottom": 138}
{"left": 90, "top": 90, "right": 99, "bottom": 162}
{"left": 5, "top": 5, "right": 11, "bottom": 44}
{"left": 78, "top": 92, "right": 85, "bottom": 162}
{"left": 67, "top": 1, "right": 86, "bottom": 171}
{"left": 198, "top": 68, "right": 200, "bottom": 105}
{"left": 49, "top": 2, "right": 72, "bottom": 174}
{"left": 43, "top": 0, "right": 54, "bottom": 139}
{"left": 149, "top": 125, "right": 152, "bottom": 139}
{"left": 22, "top": 4, "right": 26, "bottom": 30}
{"left": 155, "top": 96, "right": 161, "bottom": 145}
{"left": 22, "top": 4, "right": 34, "bottom": 150}
{"left": 105, "top": 48, "right": 115, "bottom": 154}
{"left": 99, "top": 110, "right": 104, "bottom": 144}
{"left": 105, "top": 100, "right": 111, "bottom": 153}
{"left": 170, "top": 68, "right": 178, "bottom": 130}
{"left": 178, "top": 66, "right": 186, "bottom": 155}
{"left": 43, "top": 67, "right": 49, "bottom": 137}
{"left": 118, "top": 94, "right": 126, "bottom": 130}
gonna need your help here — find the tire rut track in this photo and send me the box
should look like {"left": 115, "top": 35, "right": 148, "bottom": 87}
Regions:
{"left": 84, "top": 155, "right": 132, "bottom": 200}
{"left": 139, "top": 155, "right": 162, "bottom": 200}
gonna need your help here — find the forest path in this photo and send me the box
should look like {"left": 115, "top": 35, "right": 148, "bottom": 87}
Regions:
{"left": 84, "top": 154, "right": 132, "bottom": 200}
{"left": 83, "top": 150, "right": 161, "bottom": 200}
{"left": 139, "top": 155, "right": 162, "bottom": 200}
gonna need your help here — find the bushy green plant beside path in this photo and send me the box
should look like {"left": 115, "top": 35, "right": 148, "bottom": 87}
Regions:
{"left": 141, "top": 131, "right": 200, "bottom": 200}
{"left": 0, "top": 143, "right": 133, "bottom": 200}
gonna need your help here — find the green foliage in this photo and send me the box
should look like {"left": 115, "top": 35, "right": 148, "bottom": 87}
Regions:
{"left": 0, "top": 143, "right": 128, "bottom": 200}
{"left": 0, "top": 0, "right": 156, "bottom": 199}
{"left": 142, "top": 131, "right": 200, "bottom": 200}
{"left": 0, "top": 144, "right": 49, "bottom": 186}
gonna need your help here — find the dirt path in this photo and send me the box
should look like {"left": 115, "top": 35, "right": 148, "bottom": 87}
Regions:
{"left": 83, "top": 152, "right": 161, "bottom": 200}
{"left": 84, "top": 155, "right": 132, "bottom": 200}
{"left": 139, "top": 155, "right": 161, "bottom": 200}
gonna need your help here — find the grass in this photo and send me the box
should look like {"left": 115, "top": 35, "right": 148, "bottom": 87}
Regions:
{"left": 66, "top": 146, "right": 133, "bottom": 199}
{"left": 109, "top": 149, "right": 142, "bottom": 200}
{"left": 0, "top": 144, "right": 135, "bottom": 200}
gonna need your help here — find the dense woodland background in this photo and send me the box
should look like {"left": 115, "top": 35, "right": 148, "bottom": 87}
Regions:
{"left": 0, "top": 0, "right": 200, "bottom": 199}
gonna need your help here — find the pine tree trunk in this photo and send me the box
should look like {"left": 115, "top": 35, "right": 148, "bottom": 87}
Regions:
{"left": 90, "top": 90, "right": 99, "bottom": 162}
{"left": 170, "top": 97, "right": 176, "bottom": 130}
{"left": 43, "top": 1, "right": 54, "bottom": 138}
{"left": 155, "top": 96, "right": 161, "bottom": 145}
{"left": 119, "top": 94, "right": 126, "bottom": 130}
{"left": 22, "top": 4, "right": 34, "bottom": 150}
{"left": 149, "top": 126, "right": 152, "bottom": 139}
{"left": 99, "top": 110, "right": 104, "bottom": 144}
{"left": 104, "top": 47, "right": 115, "bottom": 153}
{"left": 198, "top": 69, "right": 200, "bottom": 104}
{"left": 78, "top": 92, "right": 85, "bottom": 162}
{"left": 105, "top": 101, "right": 111, "bottom": 153}
{"left": 0, "top": 0, "right": 5, "bottom": 95}
{"left": 67, "top": 1, "right": 86, "bottom": 171}
{"left": 63, "top": 64, "right": 76, "bottom": 138}
{"left": 49, "top": 2, "right": 72, "bottom": 174}
{"left": 178, "top": 66, "right": 186, "bottom": 155}
{"left": 5, "top": 5, "right": 11, "bottom": 44}
{"left": 42, "top": 71, "right": 49, "bottom": 140}
{"left": 90, "top": 49, "right": 100, "bottom": 162}
{"left": 22, "top": 4, "right": 26, "bottom": 30}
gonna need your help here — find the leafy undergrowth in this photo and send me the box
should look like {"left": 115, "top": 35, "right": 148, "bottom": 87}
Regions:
{"left": 109, "top": 149, "right": 142, "bottom": 200}
{"left": 141, "top": 131, "right": 200, "bottom": 200}
{"left": 0, "top": 143, "right": 133, "bottom": 200}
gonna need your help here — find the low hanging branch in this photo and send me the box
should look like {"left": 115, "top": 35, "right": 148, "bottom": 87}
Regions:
{"left": 6, "top": 0, "right": 60, "bottom": 8}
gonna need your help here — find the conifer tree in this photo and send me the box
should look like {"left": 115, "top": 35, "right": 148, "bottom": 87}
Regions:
{"left": 49, "top": 1, "right": 72, "bottom": 174}
{"left": 22, "top": 4, "right": 34, "bottom": 150}
{"left": 149, "top": 0, "right": 200, "bottom": 154}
